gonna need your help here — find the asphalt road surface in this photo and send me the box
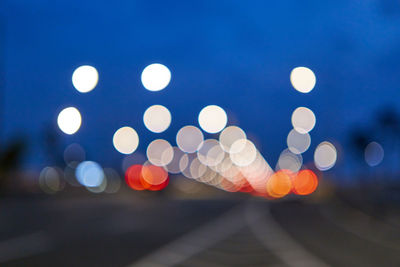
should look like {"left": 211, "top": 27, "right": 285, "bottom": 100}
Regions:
{"left": 1, "top": 192, "right": 399, "bottom": 267}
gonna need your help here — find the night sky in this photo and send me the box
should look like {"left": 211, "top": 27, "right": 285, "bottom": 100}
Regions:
{"left": 1, "top": 0, "right": 400, "bottom": 171}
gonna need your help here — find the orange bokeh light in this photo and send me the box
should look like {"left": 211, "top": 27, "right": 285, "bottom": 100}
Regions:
{"left": 266, "top": 170, "right": 292, "bottom": 198}
{"left": 292, "top": 169, "right": 318, "bottom": 195}
{"left": 141, "top": 164, "right": 169, "bottom": 185}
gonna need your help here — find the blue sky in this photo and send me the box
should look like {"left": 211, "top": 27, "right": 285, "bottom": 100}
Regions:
{"left": 1, "top": 0, "right": 400, "bottom": 170}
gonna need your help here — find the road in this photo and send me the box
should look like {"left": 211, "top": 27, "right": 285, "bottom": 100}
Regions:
{"left": 0, "top": 191, "right": 399, "bottom": 267}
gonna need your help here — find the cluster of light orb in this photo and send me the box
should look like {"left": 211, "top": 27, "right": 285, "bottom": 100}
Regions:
{"left": 54, "top": 62, "right": 342, "bottom": 198}
{"left": 39, "top": 143, "right": 121, "bottom": 194}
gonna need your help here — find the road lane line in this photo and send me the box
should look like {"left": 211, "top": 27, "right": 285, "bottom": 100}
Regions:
{"left": 246, "top": 201, "right": 329, "bottom": 267}
{"left": 128, "top": 204, "right": 247, "bottom": 267}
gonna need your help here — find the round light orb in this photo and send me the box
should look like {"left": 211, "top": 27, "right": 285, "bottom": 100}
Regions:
{"left": 290, "top": 66, "right": 316, "bottom": 93}
{"left": 292, "top": 170, "right": 318, "bottom": 195}
{"left": 72, "top": 65, "right": 99, "bottom": 93}
{"left": 176, "top": 125, "right": 204, "bottom": 153}
{"left": 143, "top": 105, "right": 171, "bottom": 133}
{"left": 219, "top": 126, "right": 247, "bottom": 153}
{"left": 141, "top": 63, "right": 171, "bottom": 91}
{"left": 277, "top": 149, "right": 303, "bottom": 173}
{"left": 364, "top": 141, "right": 384, "bottom": 167}
{"left": 57, "top": 107, "right": 82, "bottom": 135}
{"left": 314, "top": 141, "right": 337, "bottom": 171}
{"left": 113, "top": 127, "right": 139, "bottom": 154}
{"left": 229, "top": 139, "right": 257, "bottom": 167}
{"left": 287, "top": 129, "right": 311, "bottom": 154}
{"left": 189, "top": 157, "right": 207, "bottom": 179}
{"left": 64, "top": 143, "right": 85, "bottom": 166}
{"left": 146, "top": 139, "right": 174, "bottom": 166}
{"left": 76, "top": 161, "right": 104, "bottom": 187}
{"left": 166, "top": 147, "right": 186, "bottom": 174}
{"left": 198, "top": 105, "right": 227, "bottom": 134}
{"left": 291, "top": 107, "right": 316, "bottom": 134}
{"left": 141, "top": 162, "right": 169, "bottom": 185}
{"left": 39, "top": 167, "right": 63, "bottom": 193}
{"left": 266, "top": 170, "right": 292, "bottom": 198}
{"left": 197, "top": 139, "right": 225, "bottom": 167}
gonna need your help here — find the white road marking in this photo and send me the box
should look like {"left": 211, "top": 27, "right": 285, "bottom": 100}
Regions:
{"left": 128, "top": 204, "right": 247, "bottom": 267}
{"left": 246, "top": 201, "right": 329, "bottom": 267}
{"left": 129, "top": 201, "right": 328, "bottom": 267}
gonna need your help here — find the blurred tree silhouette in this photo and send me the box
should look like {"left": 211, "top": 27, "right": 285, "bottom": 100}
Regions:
{"left": 0, "top": 137, "right": 27, "bottom": 195}
{"left": 43, "top": 122, "right": 64, "bottom": 167}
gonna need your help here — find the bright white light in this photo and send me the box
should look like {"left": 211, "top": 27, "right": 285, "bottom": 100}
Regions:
{"left": 176, "top": 125, "right": 204, "bottom": 153}
{"left": 143, "top": 105, "right": 171, "bottom": 133}
{"left": 290, "top": 67, "right": 316, "bottom": 93}
{"left": 229, "top": 139, "right": 257, "bottom": 167}
{"left": 72, "top": 65, "right": 99, "bottom": 93}
{"left": 291, "top": 107, "right": 316, "bottom": 134}
{"left": 113, "top": 127, "right": 139, "bottom": 154}
{"left": 57, "top": 107, "right": 82, "bottom": 135}
{"left": 314, "top": 141, "right": 337, "bottom": 171}
{"left": 198, "top": 105, "right": 227, "bottom": 134}
{"left": 219, "top": 126, "right": 247, "bottom": 153}
{"left": 365, "top": 142, "right": 384, "bottom": 167}
{"left": 76, "top": 161, "right": 104, "bottom": 187}
{"left": 287, "top": 129, "right": 311, "bottom": 154}
{"left": 146, "top": 139, "right": 174, "bottom": 166}
{"left": 141, "top": 63, "right": 171, "bottom": 91}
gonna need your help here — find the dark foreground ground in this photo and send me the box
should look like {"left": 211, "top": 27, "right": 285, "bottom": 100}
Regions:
{"left": 1, "top": 187, "right": 400, "bottom": 267}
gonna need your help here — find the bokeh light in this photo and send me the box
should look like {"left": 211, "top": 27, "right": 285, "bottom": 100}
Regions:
{"left": 176, "top": 125, "right": 204, "bottom": 153}
{"left": 141, "top": 63, "right": 171, "bottom": 91}
{"left": 290, "top": 67, "right": 316, "bottom": 93}
{"left": 292, "top": 169, "right": 318, "bottom": 195}
{"left": 143, "top": 105, "right": 171, "bottom": 133}
{"left": 197, "top": 139, "right": 225, "bottom": 167}
{"left": 146, "top": 139, "right": 174, "bottom": 166}
{"left": 113, "top": 126, "right": 139, "bottom": 154}
{"left": 125, "top": 164, "right": 148, "bottom": 191}
{"left": 314, "top": 141, "right": 337, "bottom": 171}
{"left": 72, "top": 65, "right": 99, "bottom": 93}
{"left": 277, "top": 149, "right": 303, "bottom": 173}
{"left": 76, "top": 161, "right": 104, "bottom": 187}
{"left": 266, "top": 170, "right": 292, "bottom": 198}
{"left": 64, "top": 143, "right": 85, "bottom": 166}
{"left": 287, "top": 129, "right": 311, "bottom": 154}
{"left": 39, "top": 167, "right": 64, "bottom": 194}
{"left": 189, "top": 157, "right": 207, "bottom": 179}
{"left": 57, "top": 107, "right": 82, "bottom": 135}
{"left": 141, "top": 163, "right": 169, "bottom": 186}
{"left": 291, "top": 107, "right": 316, "bottom": 134}
{"left": 219, "top": 126, "right": 247, "bottom": 153}
{"left": 364, "top": 141, "right": 384, "bottom": 167}
{"left": 229, "top": 139, "right": 257, "bottom": 167}
{"left": 198, "top": 105, "right": 228, "bottom": 134}
{"left": 165, "top": 147, "right": 186, "bottom": 174}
